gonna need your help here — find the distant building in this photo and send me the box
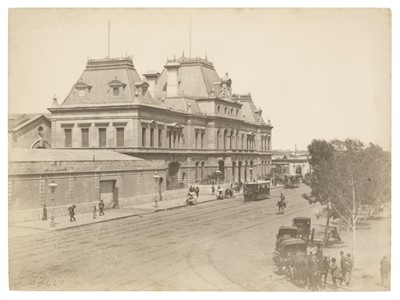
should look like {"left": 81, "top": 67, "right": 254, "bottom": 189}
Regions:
{"left": 272, "top": 154, "right": 310, "bottom": 177}
{"left": 8, "top": 114, "right": 51, "bottom": 149}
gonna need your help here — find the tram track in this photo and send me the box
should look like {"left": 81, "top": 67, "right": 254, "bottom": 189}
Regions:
{"left": 10, "top": 186, "right": 311, "bottom": 290}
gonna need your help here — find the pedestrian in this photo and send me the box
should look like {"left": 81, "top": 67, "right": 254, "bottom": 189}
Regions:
{"left": 211, "top": 184, "right": 215, "bottom": 195}
{"left": 321, "top": 256, "right": 330, "bottom": 286}
{"left": 195, "top": 186, "right": 200, "bottom": 198}
{"left": 307, "top": 252, "right": 318, "bottom": 291}
{"left": 344, "top": 253, "right": 353, "bottom": 286}
{"left": 92, "top": 205, "right": 97, "bottom": 219}
{"left": 340, "top": 251, "right": 347, "bottom": 281}
{"left": 99, "top": 199, "right": 105, "bottom": 216}
{"left": 42, "top": 204, "right": 47, "bottom": 221}
{"left": 68, "top": 205, "right": 76, "bottom": 222}
{"left": 380, "top": 256, "right": 391, "bottom": 287}
{"left": 330, "top": 258, "right": 342, "bottom": 290}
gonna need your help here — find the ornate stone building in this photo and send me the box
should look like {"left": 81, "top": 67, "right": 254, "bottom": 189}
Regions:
{"left": 48, "top": 54, "right": 273, "bottom": 191}
{"left": 8, "top": 114, "right": 52, "bottom": 149}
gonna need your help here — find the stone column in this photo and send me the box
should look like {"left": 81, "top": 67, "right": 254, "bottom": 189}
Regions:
{"left": 68, "top": 173, "right": 74, "bottom": 205}
{"left": 39, "top": 175, "right": 46, "bottom": 207}
{"left": 8, "top": 179, "right": 14, "bottom": 224}
{"left": 51, "top": 120, "right": 57, "bottom": 148}
{"left": 94, "top": 172, "right": 100, "bottom": 203}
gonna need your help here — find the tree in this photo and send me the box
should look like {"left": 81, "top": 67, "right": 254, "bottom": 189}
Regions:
{"left": 307, "top": 139, "right": 391, "bottom": 263}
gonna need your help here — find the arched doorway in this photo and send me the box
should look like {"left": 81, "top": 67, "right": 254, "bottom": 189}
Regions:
{"left": 238, "top": 161, "right": 242, "bottom": 182}
{"left": 195, "top": 161, "right": 199, "bottom": 183}
{"left": 167, "top": 162, "right": 180, "bottom": 190}
{"left": 200, "top": 161, "right": 205, "bottom": 182}
{"left": 296, "top": 165, "right": 303, "bottom": 176}
{"left": 218, "top": 160, "right": 225, "bottom": 181}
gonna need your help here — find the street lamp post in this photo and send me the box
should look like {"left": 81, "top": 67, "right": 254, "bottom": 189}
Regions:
{"left": 153, "top": 173, "right": 160, "bottom": 208}
{"left": 48, "top": 181, "right": 58, "bottom": 228}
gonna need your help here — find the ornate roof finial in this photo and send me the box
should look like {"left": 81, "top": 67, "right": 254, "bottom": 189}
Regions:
{"left": 52, "top": 94, "right": 59, "bottom": 107}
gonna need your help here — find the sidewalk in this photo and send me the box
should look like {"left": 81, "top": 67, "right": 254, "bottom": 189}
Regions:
{"left": 12, "top": 190, "right": 233, "bottom": 232}
{"left": 12, "top": 184, "right": 284, "bottom": 232}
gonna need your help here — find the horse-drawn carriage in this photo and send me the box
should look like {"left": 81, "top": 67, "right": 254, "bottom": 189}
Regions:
{"left": 243, "top": 180, "right": 271, "bottom": 202}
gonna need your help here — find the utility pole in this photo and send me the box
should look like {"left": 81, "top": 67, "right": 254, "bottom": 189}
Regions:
{"left": 189, "top": 17, "right": 192, "bottom": 58}
{"left": 108, "top": 20, "right": 110, "bottom": 58}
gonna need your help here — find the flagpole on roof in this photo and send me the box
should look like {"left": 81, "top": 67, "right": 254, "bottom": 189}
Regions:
{"left": 108, "top": 20, "right": 111, "bottom": 59}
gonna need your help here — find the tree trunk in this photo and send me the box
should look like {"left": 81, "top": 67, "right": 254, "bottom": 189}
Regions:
{"left": 323, "top": 206, "right": 330, "bottom": 247}
{"left": 352, "top": 216, "right": 356, "bottom": 268}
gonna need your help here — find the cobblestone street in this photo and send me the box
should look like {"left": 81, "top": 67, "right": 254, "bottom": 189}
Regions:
{"left": 8, "top": 184, "right": 390, "bottom": 291}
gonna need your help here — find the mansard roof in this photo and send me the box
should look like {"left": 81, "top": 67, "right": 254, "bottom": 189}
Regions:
{"left": 155, "top": 55, "right": 222, "bottom": 99}
{"left": 61, "top": 57, "right": 160, "bottom": 107}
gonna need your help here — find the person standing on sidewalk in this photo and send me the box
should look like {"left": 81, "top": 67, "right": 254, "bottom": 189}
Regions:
{"left": 344, "top": 253, "right": 353, "bottom": 286}
{"left": 330, "top": 258, "right": 342, "bottom": 290}
{"left": 93, "top": 206, "right": 97, "bottom": 219}
{"left": 340, "top": 251, "right": 347, "bottom": 281}
{"left": 42, "top": 204, "right": 47, "bottom": 221}
{"left": 68, "top": 205, "right": 76, "bottom": 222}
{"left": 195, "top": 186, "right": 200, "bottom": 198}
{"left": 99, "top": 199, "right": 105, "bottom": 216}
{"left": 211, "top": 184, "right": 215, "bottom": 195}
{"left": 380, "top": 256, "right": 391, "bottom": 287}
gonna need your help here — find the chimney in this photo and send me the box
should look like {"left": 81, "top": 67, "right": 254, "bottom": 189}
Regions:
{"left": 143, "top": 71, "right": 160, "bottom": 98}
{"left": 164, "top": 61, "right": 180, "bottom": 97}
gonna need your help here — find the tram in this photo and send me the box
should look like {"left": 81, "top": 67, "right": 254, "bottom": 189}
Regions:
{"left": 243, "top": 180, "right": 271, "bottom": 202}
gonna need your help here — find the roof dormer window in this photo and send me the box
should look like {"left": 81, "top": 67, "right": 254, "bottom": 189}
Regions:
{"left": 73, "top": 78, "right": 92, "bottom": 97}
{"left": 107, "top": 78, "right": 127, "bottom": 97}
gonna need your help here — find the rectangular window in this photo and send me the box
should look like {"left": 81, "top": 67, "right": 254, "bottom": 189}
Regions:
{"left": 150, "top": 128, "right": 154, "bottom": 147}
{"left": 65, "top": 129, "right": 72, "bottom": 148}
{"left": 158, "top": 129, "right": 162, "bottom": 147}
{"left": 98, "top": 128, "right": 106, "bottom": 147}
{"left": 116, "top": 127, "right": 124, "bottom": 147}
{"left": 201, "top": 132, "right": 204, "bottom": 149}
{"left": 81, "top": 128, "right": 89, "bottom": 147}
{"left": 142, "top": 127, "right": 146, "bottom": 147}
{"left": 195, "top": 131, "right": 198, "bottom": 149}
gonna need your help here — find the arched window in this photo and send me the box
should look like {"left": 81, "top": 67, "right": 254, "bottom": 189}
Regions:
{"left": 217, "top": 105, "right": 221, "bottom": 113}
{"left": 217, "top": 129, "right": 220, "bottom": 149}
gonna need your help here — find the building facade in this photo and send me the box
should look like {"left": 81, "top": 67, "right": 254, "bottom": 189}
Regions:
{"left": 48, "top": 55, "right": 273, "bottom": 191}
{"left": 272, "top": 155, "right": 310, "bottom": 178}
{"left": 8, "top": 114, "right": 52, "bottom": 149}
{"left": 8, "top": 149, "right": 166, "bottom": 223}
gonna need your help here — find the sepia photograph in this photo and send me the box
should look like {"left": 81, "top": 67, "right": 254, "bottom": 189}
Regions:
{"left": 3, "top": 3, "right": 397, "bottom": 297}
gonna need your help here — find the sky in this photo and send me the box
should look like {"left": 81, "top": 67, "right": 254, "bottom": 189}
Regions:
{"left": 8, "top": 8, "right": 391, "bottom": 150}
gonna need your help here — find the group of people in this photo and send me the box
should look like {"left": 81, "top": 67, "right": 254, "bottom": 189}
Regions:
{"left": 70, "top": 199, "right": 107, "bottom": 222}
{"left": 327, "top": 251, "right": 354, "bottom": 290}
{"left": 188, "top": 186, "right": 200, "bottom": 198}
{"left": 42, "top": 200, "right": 106, "bottom": 223}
